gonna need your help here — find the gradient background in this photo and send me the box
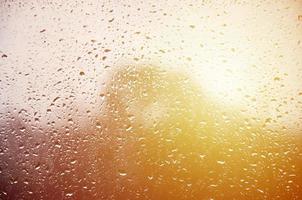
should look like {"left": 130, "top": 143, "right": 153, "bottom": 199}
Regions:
{"left": 0, "top": 0, "right": 302, "bottom": 199}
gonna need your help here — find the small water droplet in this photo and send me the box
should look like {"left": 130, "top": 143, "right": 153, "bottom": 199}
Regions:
{"left": 96, "top": 122, "right": 102, "bottom": 129}
{"left": 217, "top": 160, "right": 225, "bottom": 165}
{"left": 118, "top": 170, "right": 127, "bottom": 176}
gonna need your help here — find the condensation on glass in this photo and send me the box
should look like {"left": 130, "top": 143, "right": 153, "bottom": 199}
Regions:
{"left": 0, "top": 0, "right": 301, "bottom": 199}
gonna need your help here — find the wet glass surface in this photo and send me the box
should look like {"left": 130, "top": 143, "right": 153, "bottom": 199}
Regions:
{"left": 0, "top": 0, "right": 302, "bottom": 199}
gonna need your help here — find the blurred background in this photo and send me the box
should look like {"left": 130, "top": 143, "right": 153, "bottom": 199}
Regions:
{"left": 0, "top": 0, "right": 302, "bottom": 199}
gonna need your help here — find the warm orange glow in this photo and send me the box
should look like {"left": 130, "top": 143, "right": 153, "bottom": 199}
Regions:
{"left": 93, "top": 66, "right": 302, "bottom": 199}
{"left": 1, "top": 0, "right": 302, "bottom": 199}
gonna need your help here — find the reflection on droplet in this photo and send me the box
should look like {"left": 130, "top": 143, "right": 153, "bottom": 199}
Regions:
{"left": 118, "top": 170, "right": 127, "bottom": 176}
{"left": 217, "top": 160, "right": 225, "bottom": 165}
